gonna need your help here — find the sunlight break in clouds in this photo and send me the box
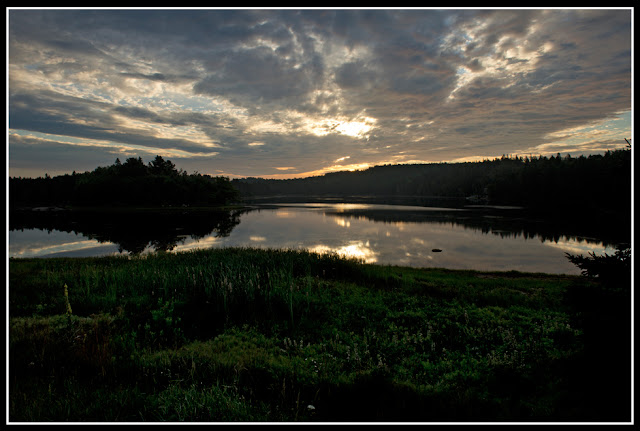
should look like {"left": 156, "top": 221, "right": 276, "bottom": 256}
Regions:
{"left": 8, "top": 8, "right": 631, "bottom": 179}
{"left": 334, "top": 117, "right": 376, "bottom": 139}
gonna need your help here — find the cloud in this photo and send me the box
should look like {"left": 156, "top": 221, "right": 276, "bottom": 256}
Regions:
{"left": 8, "top": 8, "right": 632, "bottom": 178}
{"left": 9, "top": 132, "right": 133, "bottom": 177}
{"left": 193, "top": 45, "right": 325, "bottom": 106}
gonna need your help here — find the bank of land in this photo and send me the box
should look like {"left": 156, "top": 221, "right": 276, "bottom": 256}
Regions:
{"left": 8, "top": 247, "right": 631, "bottom": 422}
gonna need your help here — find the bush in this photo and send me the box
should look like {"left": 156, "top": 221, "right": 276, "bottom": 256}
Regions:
{"left": 565, "top": 246, "right": 631, "bottom": 289}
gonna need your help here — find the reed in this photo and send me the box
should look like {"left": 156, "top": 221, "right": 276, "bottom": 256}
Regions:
{"left": 8, "top": 247, "right": 630, "bottom": 422}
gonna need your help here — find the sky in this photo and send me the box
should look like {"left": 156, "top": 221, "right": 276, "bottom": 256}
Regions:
{"left": 7, "top": 7, "right": 633, "bottom": 179}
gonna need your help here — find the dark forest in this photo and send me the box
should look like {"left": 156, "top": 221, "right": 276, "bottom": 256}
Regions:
{"left": 233, "top": 147, "right": 631, "bottom": 218}
{"left": 10, "top": 155, "right": 240, "bottom": 208}
{"left": 10, "top": 148, "right": 631, "bottom": 226}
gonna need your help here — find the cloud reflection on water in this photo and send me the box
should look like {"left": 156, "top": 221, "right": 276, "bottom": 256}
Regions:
{"left": 173, "top": 204, "right": 614, "bottom": 274}
{"left": 9, "top": 230, "right": 120, "bottom": 258}
{"left": 9, "top": 203, "right": 619, "bottom": 275}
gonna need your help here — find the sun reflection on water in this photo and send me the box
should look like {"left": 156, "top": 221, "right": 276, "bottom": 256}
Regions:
{"left": 335, "top": 218, "right": 351, "bottom": 228}
{"left": 309, "top": 240, "right": 378, "bottom": 264}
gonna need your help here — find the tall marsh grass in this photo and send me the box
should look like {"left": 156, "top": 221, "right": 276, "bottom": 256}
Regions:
{"left": 8, "top": 247, "right": 631, "bottom": 422}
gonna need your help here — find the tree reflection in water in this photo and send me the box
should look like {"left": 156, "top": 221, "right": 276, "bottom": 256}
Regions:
{"left": 9, "top": 203, "right": 628, "bottom": 274}
{"left": 9, "top": 208, "right": 246, "bottom": 255}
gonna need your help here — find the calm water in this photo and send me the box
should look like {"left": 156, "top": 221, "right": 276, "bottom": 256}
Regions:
{"left": 9, "top": 203, "right": 624, "bottom": 275}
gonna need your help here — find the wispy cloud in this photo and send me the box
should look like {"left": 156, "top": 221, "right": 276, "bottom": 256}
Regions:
{"left": 8, "top": 8, "right": 631, "bottom": 178}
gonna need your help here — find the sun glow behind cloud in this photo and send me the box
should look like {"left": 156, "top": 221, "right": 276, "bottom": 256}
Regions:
{"left": 334, "top": 117, "right": 377, "bottom": 139}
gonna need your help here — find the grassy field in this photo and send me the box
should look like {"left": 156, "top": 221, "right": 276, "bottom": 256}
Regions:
{"left": 8, "top": 247, "right": 632, "bottom": 422}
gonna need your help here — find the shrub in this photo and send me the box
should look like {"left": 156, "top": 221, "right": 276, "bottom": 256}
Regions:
{"left": 565, "top": 246, "right": 631, "bottom": 289}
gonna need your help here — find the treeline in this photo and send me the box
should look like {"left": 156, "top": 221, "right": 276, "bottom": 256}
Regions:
{"left": 234, "top": 148, "right": 631, "bottom": 216}
{"left": 10, "top": 156, "right": 239, "bottom": 207}
{"left": 10, "top": 148, "right": 631, "bottom": 218}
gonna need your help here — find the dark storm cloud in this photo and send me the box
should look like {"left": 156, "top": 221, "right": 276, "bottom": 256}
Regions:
{"left": 193, "top": 46, "right": 325, "bottom": 104}
{"left": 8, "top": 8, "right": 632, "bottom": 178}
